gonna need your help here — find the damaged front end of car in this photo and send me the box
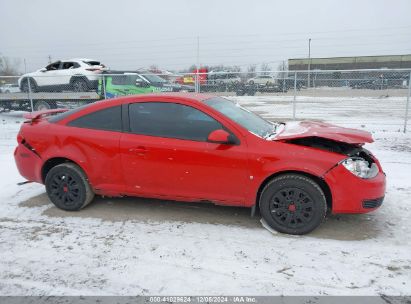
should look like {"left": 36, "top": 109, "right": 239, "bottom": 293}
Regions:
{"left": 272, "top": 121, "right": 386, "bottom": 213}
{"left": 284, "top": 136, "right": 380, "bottom": 179}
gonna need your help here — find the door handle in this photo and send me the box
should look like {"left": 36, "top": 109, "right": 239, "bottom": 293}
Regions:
{"left": 129, "top": 146, "right": 148, "bottom": 155}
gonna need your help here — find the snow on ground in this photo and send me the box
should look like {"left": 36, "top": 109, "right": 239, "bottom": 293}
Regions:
{"left": 231, "top": 95, "right": 409, "bottom": 130}
{"left": 0, "top": 96, "right": 411, "bottom": 296}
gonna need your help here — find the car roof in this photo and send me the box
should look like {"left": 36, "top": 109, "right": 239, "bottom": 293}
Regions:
{"left": 116, "top": 92, "right": 216, "bottom": 102}
{"left": 83, "top": 93, "right": 218, "bottom": 110}
{"left": 66, "top": 58, "right": 99, "bottom": 62}
{"left": 102, "top": 70, "right": 141, "bottom": 74}
{"left": 55, "top": 93, "right": 219, "bottom": 122}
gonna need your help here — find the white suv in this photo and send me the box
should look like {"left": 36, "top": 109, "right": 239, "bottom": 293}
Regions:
{"left": 18, "top": 58, "right": 106, "bottom": 92}
{"left": 208, "top": 71, "right": 242, "bottom": 85}
{"left": 0, "top": 83, "right": 20, "bottom": 93}
{"left": 248, "top": 75, "right": 276, "bottom": 86}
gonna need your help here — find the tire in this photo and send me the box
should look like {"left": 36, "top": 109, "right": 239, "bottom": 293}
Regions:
{"left": 1, "top": 101, "right": 12, "bottom": 112}
{"left": 34, "top": 100, "right": 57, "bottom": 110}
{"left": 72, "top": 78, "right": 89, "bottom": 92}
{"left": 45, "top": 163, "right": 95, "bottom": 211}
{"left": 33, "top": 100, "right": 52, "bottom": 111}
{"left": 249, "top": 80, "right": 254, "bottom": 85}
{"left": 259, "top": 174, "right": 327, "bottom": 235}
{"left": 247, "top": 89, "right": 256, "bottom": 96}
{"left": 21, "top": 78, "right": 37, "bottom": 93}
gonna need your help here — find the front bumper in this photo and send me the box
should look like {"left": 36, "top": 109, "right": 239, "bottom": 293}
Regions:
{"left": 324, "top": 164, "right": 386, "bottom": 214}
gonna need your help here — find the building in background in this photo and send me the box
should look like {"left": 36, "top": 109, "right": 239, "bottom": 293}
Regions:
{"left": 289, "top": 54, "right": 411, "bottom": 70}
{"left": 287, "top": 54, "right": 411, "bottom": 88}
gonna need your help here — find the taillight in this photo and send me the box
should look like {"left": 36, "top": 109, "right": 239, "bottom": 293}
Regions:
{"left": 86, "top": 68, "right": 101, "bottom": 72}
{"left": 17, "top": 134, "right": 24, "bottom": 144}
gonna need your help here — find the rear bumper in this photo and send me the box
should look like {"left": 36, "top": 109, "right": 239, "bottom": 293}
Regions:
{"left": 324, "top": 164, "right": 386, "bottom": 214}
{"left": 14, "top": 143, "right": 43, "bottom": 183}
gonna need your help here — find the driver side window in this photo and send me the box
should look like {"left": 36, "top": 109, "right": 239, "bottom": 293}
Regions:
{"left": 46, "top": 62, "right": 61, "bottom": 71}
{"left": 129, "top": 102, "right": 223, "bottom": 141}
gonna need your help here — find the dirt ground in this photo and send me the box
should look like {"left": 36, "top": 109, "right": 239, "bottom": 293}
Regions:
{"left": 20, "top": 192, "right": 385, "bottom": 242}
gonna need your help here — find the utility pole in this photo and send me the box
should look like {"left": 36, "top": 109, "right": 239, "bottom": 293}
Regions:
{"left": 24, "top": 58, "right": 27, "bottom": 73}
{"left": 307, "top": 38, "right": 311, "bottom": 88}
{"left": 195, "top": 36, "right": 200, "bottom": 93}
{"left": 48, "top": 55, "right": 52, "bottom": 64}
{"left": 282, "top": 60, "right": 286, "bottom": 93}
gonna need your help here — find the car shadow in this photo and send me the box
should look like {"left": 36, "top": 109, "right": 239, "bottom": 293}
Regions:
{"left": 19, "top": 193, "right": 382, "bottom": 240}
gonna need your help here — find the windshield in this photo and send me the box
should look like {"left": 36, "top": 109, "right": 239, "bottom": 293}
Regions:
{"left": 141, "top": 74, "right": 167, "bottom": 83}
{"left": 204, "top": 97, "right": 276, "bottom": 138}
{"left": 110, "top": 74, "right": 139, "bottom": 86}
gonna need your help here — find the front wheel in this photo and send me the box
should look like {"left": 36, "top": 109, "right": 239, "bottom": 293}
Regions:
{"left": 45, "top": 163, "right": 95, "bottom": 211}
{"left": 259, "top": 174, "right": 327, "bottom": 235}
{"left": 21, "top": 78, "right": 37, "bottom": 93}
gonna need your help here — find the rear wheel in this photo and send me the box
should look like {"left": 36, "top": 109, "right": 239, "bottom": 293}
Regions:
{"left": 33, "top": 100, "right": 56, "bottom": 111}
{"left": 72, "top": 78, "right": 89, "bottom": 92}
{"left": 45, "top": 163, "right": 94, "bottom": 211}
{"left": 259, "top": 174, "right": 327, "bottom": 235}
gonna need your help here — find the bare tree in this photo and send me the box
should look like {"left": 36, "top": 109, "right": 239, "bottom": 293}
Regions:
{"left": 247, "top": 64, "right": 257, "bottom": 79}
{"left": 149, "top": 64, "right": 159, "bottom": 71}
{"left": 260, "top": 62, "right": 271, "bottom": 76}
{"left": 186, "top": 64, "right": 197, "bottom": 73}
{"left": 277, "top": 61, "right": 288, "bottom": 78}
{"left": 0, "top": 56, "right": 22, "bottom": 76}
{"left": 231, "top": 65, "right": 241, "bottom": 72}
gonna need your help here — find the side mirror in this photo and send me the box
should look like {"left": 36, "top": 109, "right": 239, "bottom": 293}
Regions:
{"left": 41, "top": 68, "right": 47, "bottom": 72}
{"left": 207, "top": 129, "right": 233, "bottom": 144}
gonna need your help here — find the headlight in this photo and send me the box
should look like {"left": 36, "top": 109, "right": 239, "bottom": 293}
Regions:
{"left": 341, "top": 157, "right": 379, "bottom": 179}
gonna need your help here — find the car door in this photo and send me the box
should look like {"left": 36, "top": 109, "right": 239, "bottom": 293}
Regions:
{"left": 59, "top": 61, "right": 78, "bottom": 86}
{"left": 52, "top": 61, "right": 73, "bottom": 86}
{"left": 120, "top": 101, "right": 250, "bottom": 205}
{"left": 37, "top": 61, "right": 61, "bottom": 86}
{"left": 106, "top": 74, "right": 151, "bottom": 98}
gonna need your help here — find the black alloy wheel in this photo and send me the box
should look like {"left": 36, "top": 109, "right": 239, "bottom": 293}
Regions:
{"left": 45, "top": 163, "right": 94, "bottom": 211}
{"left": 259, "top": 174, "right": 327, "bottom": 235}
{"left": 269, "top": 187, "right": 314, "bottom": 230}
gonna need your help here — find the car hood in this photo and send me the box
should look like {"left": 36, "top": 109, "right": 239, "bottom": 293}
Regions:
{"left": 274, "top": 121, "right": 373, "bottom": 144}
{"left": 19, "top": 71, "right": 38, "bottom": 79}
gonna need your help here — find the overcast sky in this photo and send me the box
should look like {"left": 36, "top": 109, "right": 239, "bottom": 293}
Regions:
{"left": 1, "top": 0, "right": 411, "bottom": 72}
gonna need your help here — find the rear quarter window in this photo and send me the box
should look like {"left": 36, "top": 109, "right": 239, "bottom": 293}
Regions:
{"left": 67, "top": 106, "right": 122, "bottom": 132}
{"left": 48, "top": 103, "right": 94, "bottom": 123}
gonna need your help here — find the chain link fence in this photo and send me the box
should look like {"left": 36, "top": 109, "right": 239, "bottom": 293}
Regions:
{"left": 1, "top": 69, "right": 410, "bottom": 132}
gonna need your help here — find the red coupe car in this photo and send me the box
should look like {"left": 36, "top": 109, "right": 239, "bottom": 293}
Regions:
{"left": 14, "top": 93, "right": 386, "bottom": 234}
